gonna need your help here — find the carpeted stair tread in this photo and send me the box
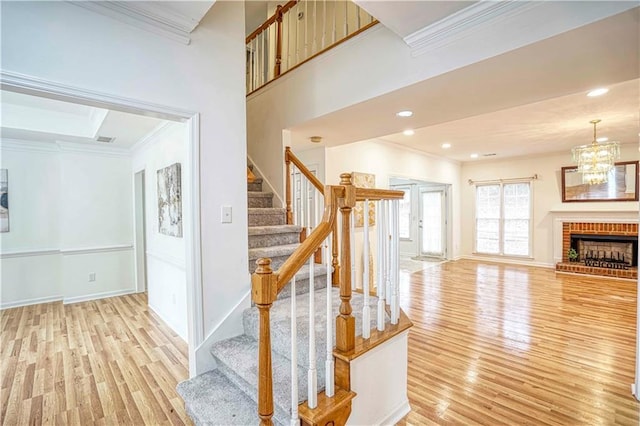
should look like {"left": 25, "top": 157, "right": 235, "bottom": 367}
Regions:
{"left": 211, "top": 335, "right": 317, "bottom": 425}
{"left": 176, "top": 370, "right": 261, "bottom": 426}
{"left": 248, "top": 191, "right": 274, "bottom": 208}
{"left": 248, "top": 224, "right": 302, "bottom": 235}
{"left": 248, "top": 208, "right": 286, "bottom": 226}
{"left": 247, "top": 191, "right": 273, "bottom": 198}
{"left": 248, "top": 243, "right": 299, "bottom": 259}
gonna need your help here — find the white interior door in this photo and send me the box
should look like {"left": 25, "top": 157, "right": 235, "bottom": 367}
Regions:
{"left": 419, "top": 189, "right": 446, "bottom": 258}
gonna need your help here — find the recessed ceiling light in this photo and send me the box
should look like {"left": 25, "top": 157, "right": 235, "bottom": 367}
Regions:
{"left": 587, "top": 88, "right": 609, "bottom": 97}
{"left": 396, "top": 110, "right": 413, "bottom": 117}
{"left": 470, "top": 153, "right": 479, "bottom": 158}
{"left": 403, "top": 129, "right": 415, "bottom": 136}
{"left": 441, "top": 143, "right": 451, "bottom": 149}
{"left": 596, "top": 136, "right": 608, "bottom": 142}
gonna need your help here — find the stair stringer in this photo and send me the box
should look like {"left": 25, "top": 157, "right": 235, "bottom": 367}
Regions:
{"left": 194, "top": 289, "right": 252, "bottom": 376}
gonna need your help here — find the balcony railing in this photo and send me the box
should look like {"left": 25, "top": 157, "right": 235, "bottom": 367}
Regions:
{"left": 246, "top": 0, "right": 377, "bottom": 94}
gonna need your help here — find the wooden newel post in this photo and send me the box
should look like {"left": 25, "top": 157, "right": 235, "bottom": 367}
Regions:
{"left": 274, "top": 5, "right": 283, "bottom": 77}
{"left": 285, "top": 147, "right": 293, "bottom": 225}
{"left": 252, "top": 258, "right": 277, "bottom": 426}
{"left": 336, "top": 173, "right": 355, "bottom": 354}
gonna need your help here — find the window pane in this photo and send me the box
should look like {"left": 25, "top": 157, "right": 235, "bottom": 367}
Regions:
{"left": 476, "top": 185, "right": 500, "bottom": 219}
{"left": 399, "top": 188, "right": 411, "bottom": 239}
{"left": 504, "top": 219, "right": 529, "bottom": 256}
{"left": 476, "top": 219, "right": 499, "bottom": 254}
{"left": 504, "top": 183, "right": 530, "bottom": 219}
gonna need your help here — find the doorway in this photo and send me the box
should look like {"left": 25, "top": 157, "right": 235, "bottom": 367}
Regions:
{"left": 419, "top": 188, "right": 447, "bottom": 259}
{"left": 134, "top": 170, "right": 147, "bottom": 293}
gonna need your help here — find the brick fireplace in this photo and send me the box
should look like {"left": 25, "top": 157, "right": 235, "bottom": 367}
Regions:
{"left": 556, "top": 222, "right": 638, "bottom": 279}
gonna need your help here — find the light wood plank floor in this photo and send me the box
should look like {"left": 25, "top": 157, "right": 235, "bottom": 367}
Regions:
{"left": 398, "top": 260, "right": 639, "bottom": 425}
{"left": 0, "top": 293, "right": 191, "bottom": 425}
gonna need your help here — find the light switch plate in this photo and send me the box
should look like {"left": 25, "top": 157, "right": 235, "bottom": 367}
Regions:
{"left": 221, "top": 205, "right": 232, "bottom": 223}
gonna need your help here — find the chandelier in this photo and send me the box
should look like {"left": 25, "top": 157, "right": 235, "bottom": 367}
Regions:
{"left": 571, "top": 119, "right": 620, "bottom": 185}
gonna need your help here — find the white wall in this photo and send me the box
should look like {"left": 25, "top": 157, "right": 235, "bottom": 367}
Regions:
{"left": 0, "top": 141, "right": 135, "bottom": 308}
{"left": 132, "top": 123, "right": 189, "bottom": 340}
{"left": 460, "top": 144, "right": 640, "bottom": 266}
{"left": 2, "top": 0, "right": 248, "bottom": 371}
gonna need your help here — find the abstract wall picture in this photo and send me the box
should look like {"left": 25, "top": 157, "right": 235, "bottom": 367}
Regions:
{"left": 157, "top": 163, "right": 183, "bottom": 237}
{"left": 352, "top": 171, "right": 375, "bottom": 227}
{"left": 0, "top": 169, "right": 8, "bottom": 233}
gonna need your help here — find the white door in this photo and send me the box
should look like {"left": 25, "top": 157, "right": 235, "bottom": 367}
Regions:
{"left": 419, "top": 189, "right": 446, "bottom": 258}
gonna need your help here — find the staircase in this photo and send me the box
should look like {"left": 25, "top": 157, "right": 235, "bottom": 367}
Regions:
{"left": 177, "top": 166, "right": 384, "bottom": 425}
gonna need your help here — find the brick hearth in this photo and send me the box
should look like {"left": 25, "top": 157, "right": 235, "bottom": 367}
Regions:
{"left": 557, "top": 222, "right": 638, "bottom": 280}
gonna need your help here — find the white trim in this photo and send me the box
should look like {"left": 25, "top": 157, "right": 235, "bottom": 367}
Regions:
{"left": 404, "top": 1, "right": 540, "bottom": 56}
{"left": 459, "top": 255, "right": 554, "bottom": 269}
{"left": 60, "top": 244, "right": 133, "bottom": 256}
{"left": 247, "top": 152, "right": 285, "bottom": 207}
{"left": 1, "top": 295, "right": 63, "bottom": 310}
{"left": 57, "top": 141, "right": 131, "bottom": 157}
{"left": 1, "top": 70, "right": 202, "bottom": 379}
{"left": 68, "top": 1, "right": 198, "bottom": 45}
{"left": 146, "top": 250, "right": 186, "bottom": 270}
{"left": 129, "top": 121, "right": 174, "bottom": 153}
{"left": 0, "top": 139, "right": 60, "bottom": 153}
{"left": 376, "top": 399, "right": 411, "bottom": 426}
{"left": 63, "top": 288, "right": 136, "bottom": 305}
{"left": 1, "top": 248, "right": 60, "bottom": 259}
{"left": 0, "top": 71, "right": 192, "bottom": 122}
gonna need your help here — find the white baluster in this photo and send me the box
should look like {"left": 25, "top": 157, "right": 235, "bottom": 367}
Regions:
{"left": 290, "top": 275, "right": 298, "bottom": 426}
{"left": 295, "top": 3, "right": 300, "bottom": 64}
{"left": 394, "top": 199, "right": 401, "bottom": 321}
{"left": 285, "top": 10, "right": 290, "bottom": 70}
{"left": 302, "top": 178, "right": 308, "bottom": 231}
{"left": 324, "top": 236, "right": 334, "bottom": 397}
{"left": 376, "top": 200, "right": 386, "bottom": 331}
{"left": 356, "top": 4, "right": 361, "bottom": 29}
{"left": 390, "top": 199, "right": 399, "bottom": 324}
{"left": 343, "top": 0, "right": 348, "bottom": 37}
{"left": 307, "top": 250, "right": 317, "bottom": 408}
{"left": 303, "top": 0, "right": 308, "bottom": 59}
{"left": 292, "top": 167, "right": 297, "bottom": 226}
{"left": 258, "top": 32, "right": 263, "bottom": 86}
{"left": 350, "top": 208, "right": 355, "bottom": 291}
{"left": 322, "top": 0, "right": 327, "bottom": 49}
{"left": 252, "top": 39, "right": 257, "bottom": 91}
{"left": 362, "top": 199, "right": 370, "bottom": 339}
{"left": 312, "top": 0, "right": 317, "bottom": 55}
{"left": 385, "top": 200, "right": 391, "bottom": 311}
{"left": 332, "top": 0, "right": 336, "bottom": 44}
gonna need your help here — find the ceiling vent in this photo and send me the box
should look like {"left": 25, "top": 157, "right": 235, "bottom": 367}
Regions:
{"left": 95, "top": 136, "right": 115, "bottom": 143}
{"left": 482, "top": 153, "right": 497, "bottom": 157}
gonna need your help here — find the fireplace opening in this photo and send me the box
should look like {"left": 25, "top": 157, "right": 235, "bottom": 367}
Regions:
{"left": 570, "top": 234, "right": 638, "bottom": 268}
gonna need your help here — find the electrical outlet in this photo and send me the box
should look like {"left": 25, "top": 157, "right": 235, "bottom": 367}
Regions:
{"left": 88, "top": 273, "right": 96, "bottom": 282}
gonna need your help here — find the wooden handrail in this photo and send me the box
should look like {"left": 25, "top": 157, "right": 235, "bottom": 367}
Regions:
{"left": 355, "top": 187, "right": 404, "bottom": 201}
{"left": 277, "top": 184, "right": 343, "bottom": 292}
{"left": 246, "top": 0, "right": 298, "bottom": 45}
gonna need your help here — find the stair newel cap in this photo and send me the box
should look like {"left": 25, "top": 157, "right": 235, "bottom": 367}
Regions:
{"left": 252, "top": 258, "right": 277, "bottom": 305}
{"left": 339, "top": 173, "right": 356, "bottom": 208}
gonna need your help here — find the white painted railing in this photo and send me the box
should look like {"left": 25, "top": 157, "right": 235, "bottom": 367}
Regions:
{"left": 246, "top": 0, "right": 377, "bottom": 94}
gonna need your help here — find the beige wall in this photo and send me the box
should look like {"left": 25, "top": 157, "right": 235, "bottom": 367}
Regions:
{"left": 460, "top": 144, "right": 639, "bottom": 266}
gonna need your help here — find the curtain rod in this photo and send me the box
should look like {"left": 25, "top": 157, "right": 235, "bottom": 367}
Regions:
{"left": 468, "top": 174, "right": 539, "bottom": 185}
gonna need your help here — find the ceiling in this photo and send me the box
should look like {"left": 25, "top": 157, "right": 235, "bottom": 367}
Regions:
{"left": 1, "top": 90, "right": 168, "bottom": 149}
{"left": 288, "top": 7, "right": 640, "bottom": 163}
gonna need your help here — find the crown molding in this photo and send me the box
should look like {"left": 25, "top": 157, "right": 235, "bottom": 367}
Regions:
{"left": 57, "top": 141, "right": 131, "bottom": 157}
{"left": 129, "top": 121, "right": 175, "bottom": 153}
{"left": 67, "top": 1, "right": 210, "bottom": 45}
{"left": 0, "top": 139, "right": 60, "bottom": 153}
{"left": 404, "top": 0, "right": 540, "bottom": 57}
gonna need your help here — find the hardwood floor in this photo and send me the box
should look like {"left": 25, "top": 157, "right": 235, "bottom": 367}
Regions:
{"left": 2, "top": 261, "right": 639, "bottom": 425}
{"left": 0, "top": 293, "right": 191, "bottom": 425}
{"left": 398, "top": 260, "right": 639, "bottom": 425}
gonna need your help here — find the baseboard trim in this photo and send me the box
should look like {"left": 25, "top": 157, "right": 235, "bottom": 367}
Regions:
{"left": 147, "top": 303, "right": 188, "bottom": 343}
{"left": 63, "top": 288, "right": 136, "bottom": 305}
{"left": 459, "top": 255, "right": 554, "bottom": 269}
{"left": 375, "top": 399, "right": 411, "bottom": 426}
{"left": 1, "top": 295, "right": 63, "bottom": 310}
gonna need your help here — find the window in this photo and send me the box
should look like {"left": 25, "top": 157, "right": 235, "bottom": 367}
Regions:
{"left": 475, "top": 182, "right": 531, "bottom": 256}
{"left": 398, "top": 187, "right": 411, "bottom": 239}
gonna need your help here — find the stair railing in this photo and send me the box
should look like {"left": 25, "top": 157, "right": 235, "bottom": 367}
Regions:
{"left": 252, "top": 166, "right": 409, "bottom": 425}
{"left": 246, "top": 1, "right": 378, "bottom": 94}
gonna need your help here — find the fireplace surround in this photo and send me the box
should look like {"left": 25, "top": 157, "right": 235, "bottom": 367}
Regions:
{"left": 557, "top": 221, "right": 638, "bottom": 279}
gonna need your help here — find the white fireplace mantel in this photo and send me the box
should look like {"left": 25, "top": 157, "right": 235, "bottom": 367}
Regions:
{"left": 552, "top": 213, "right": 639, "bottom": 264}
